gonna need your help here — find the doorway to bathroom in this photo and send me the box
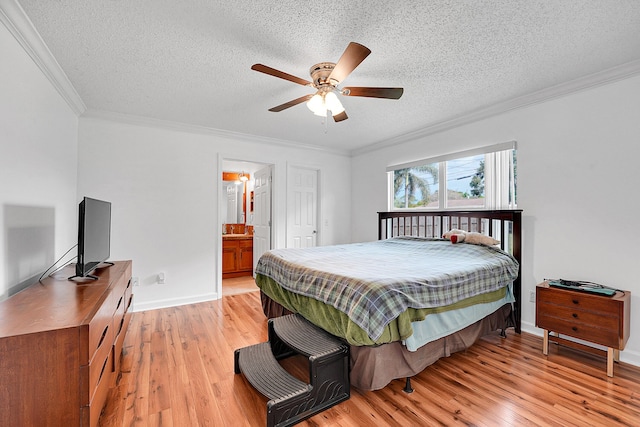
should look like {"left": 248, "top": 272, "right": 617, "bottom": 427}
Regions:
{"left": 220, "top": 159, "right": 273, "bottom": 296}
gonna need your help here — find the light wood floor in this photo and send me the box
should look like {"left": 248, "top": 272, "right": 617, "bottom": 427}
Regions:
{"left": 222, "top": 275, "right": 259, "bottom": 296}
{"left": 99, "top": 292, "right": 640, "bottom": 426}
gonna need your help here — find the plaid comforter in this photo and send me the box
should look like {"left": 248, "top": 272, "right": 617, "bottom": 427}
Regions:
{"left": 255, "top": 237, "right": 519, "bottom": 341}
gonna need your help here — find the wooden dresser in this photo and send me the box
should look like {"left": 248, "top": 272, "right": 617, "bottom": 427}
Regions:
{"left": 0, "top": 260, "right": 134, "bottom": 427}
{"left": 535, "top": 281, "right": 630, "bottom": 377}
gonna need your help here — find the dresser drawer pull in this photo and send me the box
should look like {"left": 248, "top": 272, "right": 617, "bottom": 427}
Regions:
{"left": 116, "top": 295, "right": 123, "bottom": 311}
{"left": 572, "top": 299, "right": 579, "bottom": 304}
{"left": 572, "top": 313, "right": 578, "bottom": 318}
{"left": 117, "top": 316, "right": 125, "bottom": 335}
{"left": 572, "top": 326, "right": 578, "bottom": 332}
{"left": 97, "top": 324, "right": 109, "bottom": 349}
{"left": 98, "top": 355, "right": 109, "bottom": 383}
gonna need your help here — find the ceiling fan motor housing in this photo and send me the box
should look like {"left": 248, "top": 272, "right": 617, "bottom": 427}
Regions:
{"left": 309, "top": 62, "right": 337, "bottom": 88}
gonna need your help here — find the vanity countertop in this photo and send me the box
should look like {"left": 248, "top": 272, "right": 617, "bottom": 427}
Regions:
{"left": 222, "top": 233, "right": 253, "bottom": 241}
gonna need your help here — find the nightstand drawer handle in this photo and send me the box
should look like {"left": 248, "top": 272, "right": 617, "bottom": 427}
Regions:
{"left": 572, "top": 299, "right": 579, "bottom": 304}
{"left": 572, "top": 313, "right": 578, "bottom": 318}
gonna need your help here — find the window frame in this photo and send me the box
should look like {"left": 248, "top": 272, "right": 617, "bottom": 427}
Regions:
{"left": 387, "top": 141, "right": 517, "bottom": 211}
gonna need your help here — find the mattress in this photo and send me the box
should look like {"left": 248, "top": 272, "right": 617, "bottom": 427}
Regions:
{"left": 404, "top": 284, "right": 515, "bottom": 350}
{"left": 255, "top": 237, "right": 519, "bottom": 345}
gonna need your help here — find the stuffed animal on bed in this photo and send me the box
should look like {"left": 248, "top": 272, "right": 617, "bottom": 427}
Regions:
{"left": 442, "top": 229, "right": 500, "bottom": 246}
{"left": 442, "top": 229, "right": 466, "bottom": 243}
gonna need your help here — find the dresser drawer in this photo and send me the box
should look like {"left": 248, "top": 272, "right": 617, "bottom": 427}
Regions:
{"left": 110, "top": 275, "right": 131, "bottom": 340}
{"left": 89, "top": 324, "right": 114, "bottom": 400}
{"left": 112, "top": 299, "right": 133, "bottom": 383}
{"left": 115, "top": 287, "right": 133, "bottom": 341}
{"left": 113, "top": 291, "right": 126, "bottom": 325}
{"left": 81, "top": 350, "right": 113, "bottom": 427}
{"left": 110, "top": 273, "right": 131, "bottom": 307}
{"left": 80, "top": 320, "right": 114, "bottom": 407}
{"left": 84, "top": 292, "right": 117, "bottom": 365}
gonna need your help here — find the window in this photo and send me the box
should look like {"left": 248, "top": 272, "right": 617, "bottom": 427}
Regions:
{"left": 446, "top": 154, "right": 485, "bottom": 209}
{"left": 388, "top": 141, "right": 517, "bottom": 210}
{"left": 392, "top": 162, "right": 439, "bottom": 209}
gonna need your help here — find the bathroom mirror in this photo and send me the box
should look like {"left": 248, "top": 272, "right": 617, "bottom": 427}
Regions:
{"left": 222, "top": 172, "right": 247, "bottom": 225}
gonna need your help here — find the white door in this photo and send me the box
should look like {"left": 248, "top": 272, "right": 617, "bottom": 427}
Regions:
{"left": 253, "top": 165, "right": 272, "bottom": 270}
{"left": 287, "top": 166, "right": 318, "bottom": 248}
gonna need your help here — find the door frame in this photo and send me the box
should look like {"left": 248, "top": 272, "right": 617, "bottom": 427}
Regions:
{"left": 216, "top": 153, "right": 276, "bottom": 298}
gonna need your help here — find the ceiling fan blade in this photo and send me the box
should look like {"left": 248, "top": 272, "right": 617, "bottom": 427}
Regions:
{"left": 333, "top": 111, "right": 348, "bottom": 122}
{"left": 251, "top": 64, "right": 312, "bottom": 86}
{"left": 342, "top": 87, "right": 404, "bottom": 99}
{"left": 328, "top": 42, "right": 371, "bottom": 84}
{"left": 268, "top": 94, "right": 314, "bottom": 112}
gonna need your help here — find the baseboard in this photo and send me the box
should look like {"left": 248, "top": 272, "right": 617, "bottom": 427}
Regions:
{"left": 132, "top": 292, "right": 219, "bottom": 312}
{"left": 520, "top": 321, "right": 640, "bottom": 369}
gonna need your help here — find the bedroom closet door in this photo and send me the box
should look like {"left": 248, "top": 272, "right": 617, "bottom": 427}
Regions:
{"left": 287, "top": 165, "right": 318, "bottom": 248}
{"left": 253, "top": 165, "right": 272, "bottom": 271}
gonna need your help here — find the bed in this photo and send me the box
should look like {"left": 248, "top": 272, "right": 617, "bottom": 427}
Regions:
{"left": 256, "top": 210, "right": 522, "bottom": 390}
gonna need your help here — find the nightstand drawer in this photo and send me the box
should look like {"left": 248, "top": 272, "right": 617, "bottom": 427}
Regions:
{"left": 536, "top": 312, "right": 621, "bottom": 348}
{"left": 536, "top": 287, "right": 619, "bottom": 316}
{"left": 535, "top": 303, "right": 619, "bottom": 332}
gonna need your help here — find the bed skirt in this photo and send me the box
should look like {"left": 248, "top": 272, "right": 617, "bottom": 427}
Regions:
{"left": 260, "top": 291, "right": 513, "bottom": 391}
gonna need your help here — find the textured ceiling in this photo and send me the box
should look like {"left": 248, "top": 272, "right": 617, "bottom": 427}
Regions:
{"left": 14, "top": 0, "right": 640, "bottom": 153}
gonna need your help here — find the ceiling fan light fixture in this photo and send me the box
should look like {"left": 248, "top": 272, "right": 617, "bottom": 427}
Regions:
{"left": 324, "top": 91, "right": 345, "bottom": 115}
{"left": 307, "top": 93, "right": 327, "bottom": 116}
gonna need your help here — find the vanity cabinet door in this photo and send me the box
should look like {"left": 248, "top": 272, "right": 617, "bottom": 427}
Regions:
{"left": 238, "top": 240, "right": 253, "bottom": 271}
{"left": 222, "top": 241, "right": 238, "bottom": 273}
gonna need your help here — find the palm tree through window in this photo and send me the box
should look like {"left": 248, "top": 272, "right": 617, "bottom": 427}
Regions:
{"left": 389, "top": 143, "right": 516, "bottom": 211}
{"left": 393, "top": 164, "right": 438, "bottom": 208}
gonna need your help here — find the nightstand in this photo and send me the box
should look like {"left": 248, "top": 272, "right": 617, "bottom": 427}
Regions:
{"left": 535, "top": 281, "right": 630, "bottom": 377}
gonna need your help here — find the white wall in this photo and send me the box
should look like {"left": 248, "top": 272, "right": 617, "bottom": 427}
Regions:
{"left": 6, "top": 2, "right": 638, "bottom": 368}
{"left": 0, "top": 22, "right": 78, "bottom": 297}
{"left": 351, "top": 74, "right": 640, "bottom": 367}
{"left": 77, "top": 116, "right": 352, "bottom": 311}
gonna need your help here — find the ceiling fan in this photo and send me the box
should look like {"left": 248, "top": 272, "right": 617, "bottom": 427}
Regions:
{"left": 251, "top": 42, "right": 404, "bottom": 122}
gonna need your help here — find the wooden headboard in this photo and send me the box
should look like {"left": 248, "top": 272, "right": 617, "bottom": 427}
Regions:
{"left": 378, "top": 210, "right": 523, "bottom": 333}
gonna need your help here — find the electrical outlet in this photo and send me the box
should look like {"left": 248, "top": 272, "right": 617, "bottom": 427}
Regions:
{"left": 131, "top": 277, "right": 139, "bottom": 287}
{"left": 529, "top": 290, "right": 535, "bottom": 303}
{"left": 158, "top": 272, "right": 165, "bottom": 284}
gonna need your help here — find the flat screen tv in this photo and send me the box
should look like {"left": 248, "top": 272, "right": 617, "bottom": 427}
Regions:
{"left": 71, "top": 197, "right": 113, "bottom": 280}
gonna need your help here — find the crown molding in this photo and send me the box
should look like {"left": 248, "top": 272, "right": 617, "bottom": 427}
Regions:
{"left": 0, "top": 0, "right": 86, "bottom": 115}
{"left": 353, "top": 59, "right": 640, "bottom": 157}
{"left": 82, "top": 109, "right": 351, "bottom": 157}
{"left": 5, "top": 0, "right": 639, "bottom": 158}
